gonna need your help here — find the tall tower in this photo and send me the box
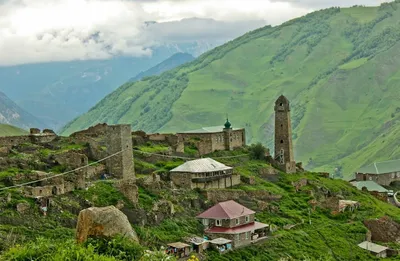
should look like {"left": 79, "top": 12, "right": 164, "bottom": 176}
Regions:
{"left": 106, "top": 124, "right": 135, "bottom": 180}
{"left": 274, "top": 95, "right": 296, "bottom": 173}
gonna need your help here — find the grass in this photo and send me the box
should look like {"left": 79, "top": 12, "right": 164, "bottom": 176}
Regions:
{"left": 0, "top": 124, "right": 28, "bottom": 137}
{"left": 338, "top": 58, "right": 368, "bottom": 70}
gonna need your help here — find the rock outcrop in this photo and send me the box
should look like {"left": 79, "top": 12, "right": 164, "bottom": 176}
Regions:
{"left": 364, "top": 216, "right": 400, "bottom": 243}
{"left": 76, "top": 206, "right": 139, "bottom": 243}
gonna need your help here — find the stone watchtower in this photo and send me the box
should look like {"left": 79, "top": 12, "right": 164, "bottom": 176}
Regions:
{"left": 223, "top": 118, "right": 233, "bottom": 151}
{"left": 274, "top": 95, "right": 296, "bottom": 173}
{"left": 106, "top": 124, "right": 135, "bottom": 180}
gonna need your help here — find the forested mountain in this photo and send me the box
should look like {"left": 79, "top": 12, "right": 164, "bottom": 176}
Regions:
{"left": 129, "top": 53, "right": 195, "bottom": 82}
{"left": 0, "top": 92, "right": 45, "bottom": 130}
{"left": 62, "top": 2, "right": 400, "bottom": 178}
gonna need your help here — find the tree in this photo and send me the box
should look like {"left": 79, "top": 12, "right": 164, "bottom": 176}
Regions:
{"left": 249, "top": 143, "right": 268, "bottom": 160}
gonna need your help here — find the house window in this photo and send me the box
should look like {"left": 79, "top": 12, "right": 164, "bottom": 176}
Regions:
{"left": 245, "top": 232, "right": 249, "bottom": 240}
{"left": 236, "top": 234, "right": 240, "bottom": 241}
{"left": 203, "top": 219, "right": 209, "bottom": 226}
{"left": 216, "top": 219, "right": 222, "bottom": 226}
{"left": 245, "top": 215, "right": 250, "bottom": 223}
{"left": 235, "top": 218, "right": 240, "bottom": 225}
{"left": 369, "top": 177, "right": 372, "bottom": 181}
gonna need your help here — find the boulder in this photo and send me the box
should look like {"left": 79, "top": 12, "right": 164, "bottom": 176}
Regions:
{"left": 363, "top": 216, "right": 400, "bottom": 243}
{"left": 16, "top": 202, "right": 30, "bottom": 214}
{"left": 0, "top": 146, "right": 9, "bottom": 157}
{"left": 76, "top": 206, "right": 139, "bottom": 243}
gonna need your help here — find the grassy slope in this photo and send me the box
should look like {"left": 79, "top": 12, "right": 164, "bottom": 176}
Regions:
{"left": 62, "top": 3, "right": 400, "bottom": 178}
{"left": 2, "top": 146, "right": 400, "bottom": 260}
{"left": 0, "top": 124, "right": 28, "bottom": 137}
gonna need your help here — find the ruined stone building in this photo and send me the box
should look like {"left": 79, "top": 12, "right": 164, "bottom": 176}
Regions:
{"left": 170, "top": 158, "right": 240, "bottom": 189}
{"left": 274, "top": 95, "right": 296, "bottom": 173}
{"left": 176, "top": 119, "right": 246, "bottom": 156}
{"left": 196, "top": 200, "right": 269, "bottom": 248}
{"left": 355, "top": 159, "right": 400, "bottom": 186}
{"left": 70, "top": 123, "right": 138, "bottom": 204}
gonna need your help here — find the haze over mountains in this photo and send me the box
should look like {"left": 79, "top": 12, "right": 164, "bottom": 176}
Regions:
{"left": 0, "top": 91, "right": 45, "bottom": 130}
{"left": 0, "top": 18, "right": 265, "bottom": 130}
{"left": 63, "top": 3, "right": 400, "bottom": 178}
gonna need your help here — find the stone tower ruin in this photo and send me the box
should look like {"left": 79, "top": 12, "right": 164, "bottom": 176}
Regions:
{"left": 274, "top": 95, "right": 296, "bottom": 173}
{"left": 106, "top": 124, "right": 135, "bottom": 180}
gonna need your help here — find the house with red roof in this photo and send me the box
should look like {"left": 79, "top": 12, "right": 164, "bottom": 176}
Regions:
{"left": 196, "top": 200, "right": 269, "bottom": 248}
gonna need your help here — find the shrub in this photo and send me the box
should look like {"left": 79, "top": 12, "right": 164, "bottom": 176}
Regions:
{"left": 249, "top": 143, "right": 268, "bottom": 160}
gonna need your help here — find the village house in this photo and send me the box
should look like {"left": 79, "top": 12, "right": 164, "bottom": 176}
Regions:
{"left": 170, "top": 158, "right": 240, "bottom": 189}
{"left": 196, "top": 200, "right": 269, "bottom": 248}
{"left": 355, "top": 159, "right": 400, "bottom": 186}
{"left": 176, "top": 119, "right": 246, "bottom": 156}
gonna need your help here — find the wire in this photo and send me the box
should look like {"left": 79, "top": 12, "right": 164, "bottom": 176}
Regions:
{"left": 0, "top": 149, "right": 127, "bottom": 192}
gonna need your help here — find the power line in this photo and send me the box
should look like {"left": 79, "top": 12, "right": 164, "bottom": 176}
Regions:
{"left": 0, "top": 149, "right": 127, "bottom": 192}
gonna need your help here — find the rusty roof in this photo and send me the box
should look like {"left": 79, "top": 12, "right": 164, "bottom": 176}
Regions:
{"left": 196, "top": 200, "right": 255, "bottom": 219}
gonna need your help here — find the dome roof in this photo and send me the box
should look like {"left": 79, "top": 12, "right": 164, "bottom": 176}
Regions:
{"left": 224, "top": 118, "right": 232, "bottom": 129}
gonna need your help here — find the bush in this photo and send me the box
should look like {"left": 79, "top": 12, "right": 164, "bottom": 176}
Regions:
{"left": 249, "top": 143, "right": 268, "bottom": 160}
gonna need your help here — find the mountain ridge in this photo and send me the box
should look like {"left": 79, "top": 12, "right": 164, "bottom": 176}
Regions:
{"left": 0, "top": 91, "right": 46, "bottom": 130}
{"left": 61, "top": 3, "right": 400, "bottom": 178}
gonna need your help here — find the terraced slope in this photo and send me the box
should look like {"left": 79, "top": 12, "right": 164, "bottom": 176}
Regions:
{"left": 62, "top": 2, "right": 400, "bottom": 178}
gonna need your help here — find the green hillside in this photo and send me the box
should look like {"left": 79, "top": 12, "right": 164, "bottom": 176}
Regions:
{"left": 62, "top": 2, "right": 400, "bottom": 179}
{"left": 0, "top": 124, "right": 28, "bottom": 137}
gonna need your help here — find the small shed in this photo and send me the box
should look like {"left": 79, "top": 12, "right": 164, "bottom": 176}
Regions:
{"left": 210, "top": 238, "right": 232, "bottom": 253}
{"left": 166, "top": 242, "right": 191, "bottom": 258}
{"left": 186, "top": 236, "right": 209, "bottom": 253}
{"left": 358, "top": 241, "right": 388, "bottom": 258}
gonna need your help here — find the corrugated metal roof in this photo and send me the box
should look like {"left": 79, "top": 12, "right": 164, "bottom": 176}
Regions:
{"left": 178, "top": 126, "right": 243, "bottom": 134}
{"left": 210, "top": 238, "right": 232, "bottom": 244}
{"left": 196, "top": 200, "right": 255, "bottom": 219}
{"left": 358, "top": 241, "right": 388, "bottom": 253}
{"left": 350, "top": 181, "right": 389, "bottom": 193}
{"left": 357, "top": 159, "right": 400, "bottom": 174}
{"left": 170, "top": 158, "right": 232, "bottom": 173}
{"left": 167, "top": 242, "right": 190, "bottom": 248}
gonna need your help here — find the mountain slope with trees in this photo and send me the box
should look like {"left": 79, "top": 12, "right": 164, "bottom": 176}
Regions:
{"left": 62, "top": 2, "right": 400, "bottom": 178}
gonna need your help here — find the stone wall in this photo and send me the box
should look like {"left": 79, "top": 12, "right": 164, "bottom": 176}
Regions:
{"left": 106, "top": 124, "right": 135, "bottom": 180}
{"left": 356, "top": 172, "right": 400, "bottom": 186}
{"left": 0, "top": 129, "right": 57, "bottom": 148}
{"left": 170, "top": 172, "right": 240, "bottom": 189}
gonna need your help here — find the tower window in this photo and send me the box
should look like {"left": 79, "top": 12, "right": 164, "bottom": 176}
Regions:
{"left": 280, "top": 103, "right": 283, "bottom": 106}
{"left": 280, "top": 140, "right": 284, "bottom": 144}
{"left": 281, "top": 124, "right": 283, "bottom": 127}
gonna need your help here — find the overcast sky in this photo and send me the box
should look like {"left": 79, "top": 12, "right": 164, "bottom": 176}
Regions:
{"left": 0, "top": 0, "right": 391, "bottom": 66}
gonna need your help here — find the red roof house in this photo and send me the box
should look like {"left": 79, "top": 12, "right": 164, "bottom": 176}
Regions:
{"left": 197, "top": 200, "right": 269, "bottom": 248}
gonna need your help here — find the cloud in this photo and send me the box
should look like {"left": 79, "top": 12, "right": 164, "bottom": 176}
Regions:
{"left": 269, "top": 0, "right": 391, "bottom": 8}
{"left": 0, "top": 0, "right": 392, "bottom": 66}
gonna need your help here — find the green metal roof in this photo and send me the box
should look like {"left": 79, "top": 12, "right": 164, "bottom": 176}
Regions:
{"left": 178, "top": 126, "right": 243, "bottom": 134}
{"left": 351, "top": 181, "right": 389, "bottom": 193}
{"left": 357, "top": 159, "right": 400, "bottom": 174}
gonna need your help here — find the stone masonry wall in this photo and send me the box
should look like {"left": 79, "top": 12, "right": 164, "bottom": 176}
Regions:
{"left": 106, "top": 124, "right": 135, "bottom": 180}
{"left": 356, "top": 172, "right": 400, "bottom": 186}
